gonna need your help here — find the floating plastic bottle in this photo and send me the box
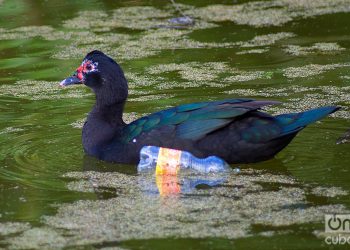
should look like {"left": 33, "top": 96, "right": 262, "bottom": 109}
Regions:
{"left": 137, "top": 146, "right": 230, "bottom": 174}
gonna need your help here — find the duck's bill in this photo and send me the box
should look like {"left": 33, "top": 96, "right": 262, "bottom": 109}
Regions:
{"left": 60, "top": 75, "right": 82, "bottom": 87}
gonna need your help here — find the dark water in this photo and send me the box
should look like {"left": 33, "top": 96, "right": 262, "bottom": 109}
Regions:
{"left": 0, "top": 0, "right": 350, "bottom": 249}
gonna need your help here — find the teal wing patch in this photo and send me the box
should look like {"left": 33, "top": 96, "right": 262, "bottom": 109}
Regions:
{"left": 121, "top": 98, "right": 276, "bottom": 142}
{"left": 176, "top": 119, "right": 231, "bottom": 140}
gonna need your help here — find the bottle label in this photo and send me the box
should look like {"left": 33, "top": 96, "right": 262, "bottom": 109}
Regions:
{"left": 155, "top": 147, "right": 182, "bottom": 175}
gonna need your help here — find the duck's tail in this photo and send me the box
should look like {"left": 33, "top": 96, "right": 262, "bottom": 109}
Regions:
{"left": 275, "top": 106, "right": 340, "bottom": 137}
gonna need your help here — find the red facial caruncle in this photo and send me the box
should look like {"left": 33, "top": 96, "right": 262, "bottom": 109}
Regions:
{"left": 76, "top": 60, "right": 98, "bottom": 81}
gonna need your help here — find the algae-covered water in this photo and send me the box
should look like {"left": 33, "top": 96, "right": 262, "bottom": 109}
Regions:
{"left": 1, "top": 0, "right": 350, "bottom": 249}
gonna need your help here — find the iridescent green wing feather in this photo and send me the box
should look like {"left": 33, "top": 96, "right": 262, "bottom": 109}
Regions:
{"left": 121, "top": 98, "right": 276, "bottom": 142}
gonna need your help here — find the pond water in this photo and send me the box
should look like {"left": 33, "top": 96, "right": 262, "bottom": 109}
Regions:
{"left": 0, "top": 0, "right": 350, "bottom": 249}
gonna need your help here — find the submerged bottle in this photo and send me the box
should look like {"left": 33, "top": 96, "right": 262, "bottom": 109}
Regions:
{"left": 137, "top": 146, "right": 230, "bottom": 174}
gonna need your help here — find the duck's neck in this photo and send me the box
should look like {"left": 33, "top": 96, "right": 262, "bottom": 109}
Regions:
{"left": 91, "top": 101, "right": 126, "bottom": 126}
{"left": 83, "top": 100, "right": 126, "bottom": 157}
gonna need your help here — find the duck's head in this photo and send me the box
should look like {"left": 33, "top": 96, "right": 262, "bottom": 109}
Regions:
{"left": 60, "top": 50, "right": 128, "bottom": 105}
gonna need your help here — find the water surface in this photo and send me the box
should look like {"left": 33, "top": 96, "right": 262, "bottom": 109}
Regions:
{"left": 0, "top": 0, "right": 350, "bottom": 249}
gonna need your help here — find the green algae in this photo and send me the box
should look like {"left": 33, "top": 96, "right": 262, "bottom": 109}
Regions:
{"left": 0, "top": 80, "right": 91, "bottom": 100}
{"left": 53, "top": 28, "right": 234, "bottom": 61}
{"left": 311, "top": 186, "right": 348, "bottom": 197}
{"left": 185, "top": 3, "right": 292, "bottom": 28}
{"left": 155, "top": 81, "right": 203, "bottom": 90}
{"left": 5, "top": 227, "right": 68, "bottom": 250}
{"left": 254, "top": 205, "right": 345, "bottom": 226}
{"left": 123, "top": 112, "right": 142, "bottom": 124}
{"left": 52, "top": 29, "right": 296, "bottom": 61}
{"left": 128, "top": 94, "right": 175, "bottom": 102}
{"left": 0, "top": 26, "right": 72, "bottom": 41}
{"left": 125, "top": 72, "right": 161, "bottom": 88}
{"left": 0, "top": 3, "right": 348, "bottom": 64}
{"left": 52, "top": 6, "right": 221, "bottom": 61}
{"left": 0, "top": 9, "right": 299, "bottom": 63}
{"left": 64, "top": 7, "right": 171, "bottom": 31}
{"left": 238, "top": 32, "right": 296, "bottom": 48}
{"left": 341, "top": 75, "right": 350, "bottom": 80}
{"left": 224, "top": 71, "right": 271, "bottom": 83}
{"left": 147, "top": 62, "right": 273, "bottom": 86}
{"left": 0, "top": 222, "right": 30, "bottom": 236}
{"left": 283, "top": 42, "right": 346, "bottom": 56}
{"left": 53, "top": 43, "right": 118, "bottom": 60}
{"left": 236, "top": 48, "right": 269, "bottom": 55}
{"left": 52, "top": 31, "right": 130, "bottom": 60}
{"left": 100, "top": 247, "right": 129, "bottom": 250}
{"left": 0, "top": 6, "right": 221, "bottom": 61}
{"left": 4, "top": 169, "right": 348, "bottom": 248}
{"left": 140, "top": 58, "right": 350, "bottom": 91}
{"left": 283, "top": 63, "right": 350, "bottom": 78}
{"left": 185, "top": 0, "right": 350, "bottom": 27}
{"left": 148, "top": 62, "right": 229, "bottom": 82}
{"left": 115, "top": 29, "right": 234, "bottom": 61}
{"left": 70, "top": 118, "right": 86, "bottom": 129}
{"left": 0, "top": 127, "right": 24, "bottom": 135}
{"left": 63, "top": 6, "right": 216, "bottom": 32}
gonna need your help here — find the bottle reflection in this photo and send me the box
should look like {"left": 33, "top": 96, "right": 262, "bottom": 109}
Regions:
{"left": 156, "top": 174, "right": 181, "bottom": 196}
{"left": 83, "top": 155, "right": 228, "bottom": 198}
{"left": 154, "top": 172, "right": 227, "bottom": 197}
{"left": 82, "top": 155, "right": 293, "bottom": 200}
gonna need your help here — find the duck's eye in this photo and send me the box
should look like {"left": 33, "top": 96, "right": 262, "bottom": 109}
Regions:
{"left": 86, "top": 64, "right": 92, "bottom": 71}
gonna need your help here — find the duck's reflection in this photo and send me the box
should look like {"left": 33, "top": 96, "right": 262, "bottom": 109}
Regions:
{"left": 82, "top": 155, "right": 137, "bottom": 174}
